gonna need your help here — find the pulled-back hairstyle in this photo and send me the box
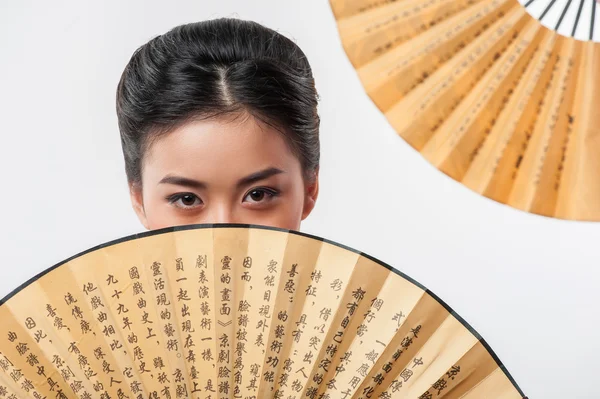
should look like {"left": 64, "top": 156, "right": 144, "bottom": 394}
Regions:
{"left": 116, "top": 18, "right": 320, "bottom": 186}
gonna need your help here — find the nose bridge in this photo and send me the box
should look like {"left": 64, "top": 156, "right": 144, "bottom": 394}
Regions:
{"left": 207, "top": 201, "right": 235, "bottom": 224}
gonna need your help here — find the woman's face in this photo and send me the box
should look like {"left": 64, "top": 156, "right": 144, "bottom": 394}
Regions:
{"left": 129, "top": 113, "right": 318, "bottom": 231}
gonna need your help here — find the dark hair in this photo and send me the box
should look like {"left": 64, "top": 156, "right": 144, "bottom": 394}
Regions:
{"left": 116, "top": 18, "right": 320, "bottom": 187}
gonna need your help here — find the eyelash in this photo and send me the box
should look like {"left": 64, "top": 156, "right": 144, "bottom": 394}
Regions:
{"left": 166, "top": 188, "right": 280, "bottom": 209}
{"left": 166, "top": 193, "right": 202, "bottom": 209}
{"left": 244, "top": 187, "right": 279, "bottom": 202}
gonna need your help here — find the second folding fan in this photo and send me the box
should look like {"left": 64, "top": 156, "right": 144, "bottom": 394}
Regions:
{"left": 330, "top": 0, "right": 600, "bottom": 221}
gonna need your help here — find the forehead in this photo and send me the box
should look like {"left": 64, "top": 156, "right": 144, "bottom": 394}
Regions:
{"left": 142, "top": 114, "right": 300, "bottom": 180}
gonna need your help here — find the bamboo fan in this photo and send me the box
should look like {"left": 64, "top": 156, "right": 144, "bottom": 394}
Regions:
{"left": 330, "top": 0, "right": 600, "bottom": 221}
{"left": 0, "top": 224, "right": 527, "bottom": 399}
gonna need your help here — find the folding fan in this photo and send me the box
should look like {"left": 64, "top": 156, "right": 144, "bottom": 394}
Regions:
{"left": 0, "top": 225, "right": 526, "bottom": 398}
{"left": 330, "top": 0, "right": 600, "bottom": 221}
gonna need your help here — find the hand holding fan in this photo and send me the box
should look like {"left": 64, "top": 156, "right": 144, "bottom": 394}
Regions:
{"left": 330, "top": 0, "right": 600, "bottom": 221}
{"left": 0, "top": 225, "right": 526, "bottom": 398}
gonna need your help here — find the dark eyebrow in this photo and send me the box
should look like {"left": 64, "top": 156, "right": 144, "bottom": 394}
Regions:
{"left": 158, "top": 175, "right": 207, "bottom": 190}
{"left": 158, "top": 167, "right": 284, "bottom": 190}
{"left": 236, "top": 167, "right": 285, "bottom": 189}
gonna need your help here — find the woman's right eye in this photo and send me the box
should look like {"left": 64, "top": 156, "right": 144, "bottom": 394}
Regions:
{"left": 167, "top": 193, "right": 203, "bottom": 210}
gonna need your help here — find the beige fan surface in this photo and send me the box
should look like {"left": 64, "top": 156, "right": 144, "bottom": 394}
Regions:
{"left": 0, "top": 225, "right": 526, "bottom": 399}
{"left": 330, "top": 0, "right": 600, "bottom": 221}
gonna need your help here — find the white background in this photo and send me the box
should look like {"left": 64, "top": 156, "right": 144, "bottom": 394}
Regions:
{"left": 520, "top": 0, "right": 600, "bottom": 42}
{"left": 1, "top": 1, "right": 599, "bottom": 398}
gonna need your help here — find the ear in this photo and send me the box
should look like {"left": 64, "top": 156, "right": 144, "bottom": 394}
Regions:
{"left": 301, "top": 168, "right": 320, "bottom": 220}
{"left": 129, "top": 182, "right": 150, "bottom": 230}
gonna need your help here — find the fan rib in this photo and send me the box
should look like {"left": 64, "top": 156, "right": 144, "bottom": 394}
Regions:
{"left": 507, "top": 38, "right": 581, "bottom": 215}
{"left": 591, "top": 0, "right": 597, "bottom": 40}
{"left": 572, "top": 0, "right": 586, "bottom": 36}
{"left": 539, "top": 0, "right": 559, "bottom": 22}
{"left": 555, "top": 43, "right": 600, "bottom": 219}
{"left": 385, "top": 6, "right": 528, "bottom": 149}
{"left": 307, "top": 255, "right": 395, "bottom": 398}
{"left": 339, "top": 0, "right": 489, "bottom": 69}
{"left": 357, "top": 0, "right": 515, "bottom": 113}
{"left": 422, "top": 20, "right": 543, "bottom": 180}
{"left": 555, "top": 0, "right": 575, "bottom": 30}
{"left": 462, "top": 31, "right": 558, "bottom": 200}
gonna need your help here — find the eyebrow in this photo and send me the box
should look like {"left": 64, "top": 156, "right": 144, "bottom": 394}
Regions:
{"left": 236, "top": 167, "right": 285, "bottom": 188}
{"left": 158, "top": 167, "right": 285, "bottom": 190}
{"left": 158, "top": 175, "right": 207, "bottom": 190}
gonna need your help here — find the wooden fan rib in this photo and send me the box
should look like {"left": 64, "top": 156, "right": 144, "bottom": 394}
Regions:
{"left": 210, "top": 227, "right": 253, "bottom": 398}
{"left": 483, "top": 38, "right": 562, "bottom": 205}
{"left": 538, "top": 0, "right": 560, "bottom": 22}
{"left": 80, "top": 236, "right": 182, "bottom": 397}
{"left": 0, "top": 304, "right": 71, "bottom": 399}
{"left": 555, "top": 0, "right": 575, "bottom": 31}
{"left": 275, "top": 242, "right": 380, "bottom": 398}
{"left": 337, "top": 0, "right": 457, "bottom": 41}
{"left": 0, "top": 349, "right": 39, "bottom": 399}
{"left": 415, "top": 342, "right": 506, "bottom": 399}
{"left": 235, "top": 228, "right": 289, "bottom": 397}
{"left": 330, "top": 0, "right": 408, "bottom": 20}
{"left": 385, "top": 6, "right": 529, "bottom": 150}
{"left": 459, "top": 367, "right": 525, "bottom": 398}
{"left": 336, "top": 0, "right": 437, "bottom": 45}
{"left": 59, "top": 263, "right": 142, "bottom": 398}
{"left": 555, "top": 42, "right": 600, "bottom": 220}
{"left": 39, "top": 259, "right": 136, "bottom": 399}
{"left": 461, "top": 30, "right": 558, "bottom": 200}
{"left": 421, "top": 19, "right": 544, "bottom": 180}
{"left": 0, "top": 256, "right": 139, "bottom": 399}
{"left": 355, "top": 296, "right": 519, "bottom": 399}
{"left": 166, "top": 229, "right": 220, "bottom": 397}
{"left": 222, "top": 228, "right": 264, "bottom": 398}
{"left": 337, "top": 0, "right": 436, "bottom": 39}
{"left": 590, "top": 0, "right": 597, "bottom": 40}
{"left": 311, "top": 260, "right": 424, "bottom": 399}
{"left": 255, "top": 233, "right": 329, "bottom": 397}
{"left": 338, "top": 0, "right": 487, "bottom": 68}
{"left": 346, "top": 293, "right": 449, "bottom": 399}
{"left": 358, "top": 0, "right": 516, "bottom": 113}
{"left": 258, "top": 235, "right": 327, "bottom": 397}
{"left": 70, "top": 229, "right": 222, "bottom": 399}
{"left": 571, "top": 0, "right": 586, "bottom": 36}
{"left": 364, "top": 316, "right": 478, "bottom": 398}
{"left": 0, "top": 371, "right": 24, "bottom": 399}
{"left": 521, "top": 0, "right": 600, "bottom": 41}
{"left": 507, "top": 37, "right": 581, "bottom": 216}
{"left": 127, "top": 233, "right": 194, "bottom": 398}
{"left": 529, "top": 39, "right": 582, "bottom": 217}
{"left": 396, "top": 318, "right": 487, "bottom": 398}
{"left": 305, "top": 255, "right": 392, "bottom": 398}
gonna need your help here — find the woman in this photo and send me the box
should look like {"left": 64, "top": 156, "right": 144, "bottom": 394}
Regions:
{"left": 116, "top": 18, "right": 320, "bottom": 231}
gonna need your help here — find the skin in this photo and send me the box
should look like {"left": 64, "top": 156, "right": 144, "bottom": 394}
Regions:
{"left": 129, "top": 112, "right": 319, "bottom": 231}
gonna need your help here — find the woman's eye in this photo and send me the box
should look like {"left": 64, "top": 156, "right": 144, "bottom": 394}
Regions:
{"left": 168, "top": 193, "right": 202, "bottom": 209}
{"left": 243, "top": 188, "right": 278, "bottom": 204}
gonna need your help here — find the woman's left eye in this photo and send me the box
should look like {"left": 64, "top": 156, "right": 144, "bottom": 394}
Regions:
{"left": 243, "top": 188, "right": 278, "bottom": 204}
